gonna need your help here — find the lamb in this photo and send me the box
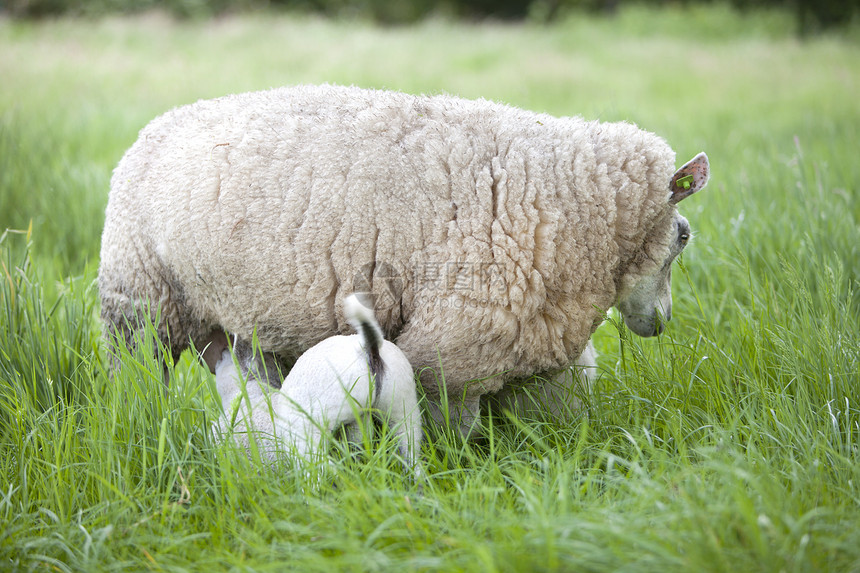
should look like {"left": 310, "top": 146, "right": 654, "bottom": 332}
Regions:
{"left": 213, "top": 294, "right": 422, "bottom": 477}
{"left": 98, "top": 84, "right": 710, "bottom": 436}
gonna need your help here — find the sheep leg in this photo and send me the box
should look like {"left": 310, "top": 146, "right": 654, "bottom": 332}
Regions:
{"left": 485, "top": 340, "right": 598, "bottom": 419}
{"left": 275, "top": 407, "right": 328, "bottom": 466}
{"left": 343, "top": 413, "right": 373, "bottom": 449}
{"left": 386, "top": 402, "right": 425, "bottom": 482}
{"left": 546, "top": 339, "right": 598, "bottom": 416}
{"left": 556, "top": 338, "right": 598, "bottom": 403}
{"left": 229, "top": 336, "right": 287, "bottom": 390}
{"left": 425, "top": 395, "right": 482, "bottom": 439}
{"left": 98, "top": 231, "right": 204, "bottom": 381}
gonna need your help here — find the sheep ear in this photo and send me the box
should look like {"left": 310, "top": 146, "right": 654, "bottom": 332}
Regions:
{"left": 669, "top": 152, "right": 709, "bottom": 204}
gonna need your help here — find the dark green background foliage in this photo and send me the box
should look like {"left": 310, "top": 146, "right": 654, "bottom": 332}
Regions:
{"left": 2, "top": 0, "right": 858, "bottom": 31}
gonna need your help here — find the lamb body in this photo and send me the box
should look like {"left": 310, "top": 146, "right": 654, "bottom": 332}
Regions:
{"left": 214, "top": 294, "right": 422, "bottom": 476}
{"left": 99, "top": 84, "right": 708, "bottom": 429}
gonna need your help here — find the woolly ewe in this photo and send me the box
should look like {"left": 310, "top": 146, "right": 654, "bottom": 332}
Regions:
{"left": 99, "top": 84, "right": 709, "bottom": 435}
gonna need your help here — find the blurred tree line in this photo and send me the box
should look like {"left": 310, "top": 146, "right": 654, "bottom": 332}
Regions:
{"left": 1, "top": 0, "right": 857, "bottom": 34}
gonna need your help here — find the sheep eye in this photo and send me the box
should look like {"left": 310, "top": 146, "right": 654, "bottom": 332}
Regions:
{"left": 679, "top": 233, "right": 690, "bottom": 244}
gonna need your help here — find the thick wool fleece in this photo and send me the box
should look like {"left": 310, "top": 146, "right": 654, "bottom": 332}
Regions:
{"left": 99, "top": 84, "right": 678, "bottom": 401}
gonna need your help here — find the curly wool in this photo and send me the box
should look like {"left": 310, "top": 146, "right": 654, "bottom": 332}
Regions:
{"left": 99, "top": 84, "right": 678, "bottom": 400}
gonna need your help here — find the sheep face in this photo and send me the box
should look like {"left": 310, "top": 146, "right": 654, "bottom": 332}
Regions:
{"left": 619, "top": 214, "right": 691, "bottom": 337}
{"left": 617, "top": 152, "right": 709, "bottom": 337}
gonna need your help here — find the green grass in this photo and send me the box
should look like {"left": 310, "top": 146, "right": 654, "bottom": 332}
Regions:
{"left": 1, "top": 5, "right": 859, "bottom": 571}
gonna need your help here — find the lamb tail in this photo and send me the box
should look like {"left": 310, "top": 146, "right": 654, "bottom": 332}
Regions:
{"left": 344, "top": 294, "right": 385, "bottom": 397}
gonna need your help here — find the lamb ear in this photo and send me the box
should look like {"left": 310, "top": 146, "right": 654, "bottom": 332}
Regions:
{"left": 669, "top": 152, "right": 709, "bottom": 204}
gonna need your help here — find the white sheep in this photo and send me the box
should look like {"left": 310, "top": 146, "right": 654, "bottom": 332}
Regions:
{"left": 214, "top": 294, "right": 422, "bottom": 477}
{"left": 99, "top": 84, "right": 709, "bottom": 436}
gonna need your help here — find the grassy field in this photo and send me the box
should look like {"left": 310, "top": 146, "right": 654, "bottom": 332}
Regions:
{"left": 1, "top": 5, "right": 859, "bottom": 571}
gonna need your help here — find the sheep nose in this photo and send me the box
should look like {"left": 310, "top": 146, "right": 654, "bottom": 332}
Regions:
{"left": 651, "top": 309, "right": 670, "bottom": 336}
